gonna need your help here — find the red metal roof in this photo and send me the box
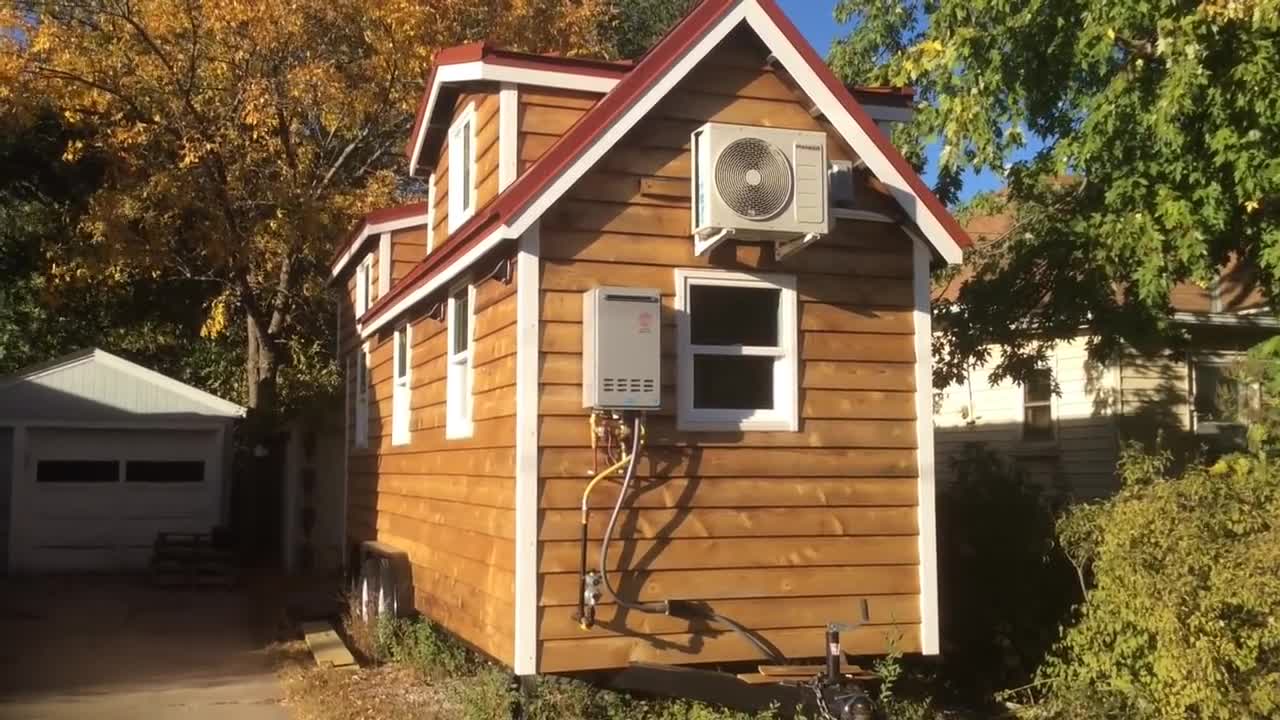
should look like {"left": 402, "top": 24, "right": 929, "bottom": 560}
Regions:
{"left": 360, "top": 0, "right": 973, "bottom": 327}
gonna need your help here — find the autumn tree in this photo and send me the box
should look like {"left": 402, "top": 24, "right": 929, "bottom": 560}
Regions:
{"left": 2, "top": 0, "right": 611, "bottom": 416}
{"left": 830, "top": 0, "right": 1280, "bottom": 385}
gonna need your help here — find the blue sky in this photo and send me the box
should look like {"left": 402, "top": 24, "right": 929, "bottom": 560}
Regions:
{"left": 775, "top": 0, "right": 1012, "bottom": 202}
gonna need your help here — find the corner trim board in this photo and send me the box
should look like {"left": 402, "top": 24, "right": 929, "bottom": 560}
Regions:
{"left": 912, "top": 237, "right": 941, "bottom": 654}
{"left": 513, "top": 221, "right": 541, "bottom": 674}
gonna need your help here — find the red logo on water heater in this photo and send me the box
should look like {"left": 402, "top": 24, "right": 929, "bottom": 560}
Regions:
{"left": 637, "top": 311, "right": 654, "bottom": 333}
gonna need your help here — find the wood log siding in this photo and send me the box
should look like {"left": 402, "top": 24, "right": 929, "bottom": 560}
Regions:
{"left": 390, "top": 226, "right": 428, "bottom": 283}
{"left": 518, "top": 87, "right": 600, "bottom": 172}
{"left": 532, "top": 32, "right": 923, "bottom": 672}
{"left": 346, "top": 267, "right": 519, "bottom": 665}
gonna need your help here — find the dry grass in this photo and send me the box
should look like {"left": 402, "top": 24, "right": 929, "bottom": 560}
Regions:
{"left": 273, "top": 639, "right": 453, "bottom": 720}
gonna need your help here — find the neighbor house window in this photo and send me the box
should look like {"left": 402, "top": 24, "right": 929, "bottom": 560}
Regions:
{"left": 675, "top": 269, "right": 798, "bottom": 431}
{"left": 356, "top": 254, "right": 374, "bottom": 317}
{"left": 447, "top": 105, "right": 477, "bottom": 234}
{"left": 392, "top": 323, "right": 412, "bottom": 446}
{"left": 354, "top": 345, "right": 370, "bottom": 448}
{"left": 126, "top": 461, "right": 204, "bottom": 483}
{"left": 36, "top": 460, "right": 119, "bottom": 483}
{"left": 446, "top": 282, "right": 475, "bottom": 439}
{"left": 1193, "top": 360, "right": 1252, "bottom": 426}
{"left": 1022, "top": 368, "right": 1055, "bottom": 441}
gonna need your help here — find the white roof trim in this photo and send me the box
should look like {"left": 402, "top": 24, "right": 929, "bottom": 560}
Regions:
{"left": 407, "top": 62, "right": 619, "bottom": 177}
{"left": 502, "top": 0, "right": 964, "bottom": 265}
{"left": 1173, "top": 310, "right": 1280, "bottom": 328}
{"left": 330, "top": 213, "right": 430, "bottom": 279}
{"left": 361, "top": 225, "right": 510, "bottom": 338}
{"left": 2, "top": 348, "right": 246, "bottom": 417}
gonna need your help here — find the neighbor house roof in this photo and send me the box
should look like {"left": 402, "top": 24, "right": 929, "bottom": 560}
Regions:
{"left": 330, "top": 201, "right": 429, "bottom": 278}
{"left": 354, "top": 0, "right": 972, "bottom": 336}
{"left": 0, "top": 348, "right": 246, "bottom": 421}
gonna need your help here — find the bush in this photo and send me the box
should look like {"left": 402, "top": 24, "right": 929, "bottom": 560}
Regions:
{"left": 936, "top": 444, "right": 1080, "bottom": 699}
{"left": 1029, "top": 445, "right": 1280, "bottom": 720}
{"left": 379, "top": 616, "right": 471, "bottom": 681}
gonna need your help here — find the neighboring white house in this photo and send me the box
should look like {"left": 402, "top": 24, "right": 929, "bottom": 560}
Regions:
{"left": 0, "top": 348, "right": 244, "bottom": 572}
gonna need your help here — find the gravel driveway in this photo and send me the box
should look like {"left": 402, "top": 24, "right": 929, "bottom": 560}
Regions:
{"left": 0, "top": 576, "right": 287, "bottom": 720}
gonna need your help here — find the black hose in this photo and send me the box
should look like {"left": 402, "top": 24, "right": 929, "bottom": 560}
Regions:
{"left": 598, "top": 414, "right": 787, "bottom": 664}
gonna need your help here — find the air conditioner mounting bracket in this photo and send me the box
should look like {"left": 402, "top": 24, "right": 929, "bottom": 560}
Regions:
{"left": 775, "top": 232, "right": 823, "bottom": 260}
{"left": 693, "top": 227, "right": 736, "bottom": 256}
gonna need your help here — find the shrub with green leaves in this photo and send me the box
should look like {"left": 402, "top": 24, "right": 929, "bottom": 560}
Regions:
{"left": 1032, "top": 445, "right": 1280, "bottom": 720}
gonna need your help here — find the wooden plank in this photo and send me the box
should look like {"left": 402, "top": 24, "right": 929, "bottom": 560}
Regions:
{"left": 379, "top": 530, "right": 517, "bottom": 606}
{"left": 640, "top": 176, "right": 689, "bottom": 198}
{"left": 802, "top": 333, "right": 915, "bottom": 363}
{"left": 301, "top": 621, "right": 358, "bottom": 670}
{"left": 352, "top": 446, "right": 514, "bottom": 478}
{"left": 539, "top": 565, "right": 920, "bottom": 607}
{"left": 538, "top": 623, "right": 921, "bottom": 673}
{"left": 539, "top": 536, "right": 919, "bottom": 573}
{"left": 538, "top": 594, "right": 921, "bottom": 640}
{"left": 370, "top": 472, "right": 515, "bottom": 508}
{"left": 539, "top": 447, "right": 918, "bottom": 479}
{"left": 537, "top": 415, "right": 916, "bottom": 449}
{"left": 519, "top": 103, "right": 585, "bottom": 136}
{"left": 521, "top": 88, "right": 600, "bottom": 109}
{"left": 802, "top": 390, "right": 917, "bottom": 420}
{"left": 538, "top": 506, "right": 919, "bottom": 541}
{"left": 378, "top": 513, "right": 516, "bottom": 572}
{"left": 657, "top": 91, "right": 820, "bottom": 130}
{"left": 538, "top": 476, "right": 918, "bottom": 510}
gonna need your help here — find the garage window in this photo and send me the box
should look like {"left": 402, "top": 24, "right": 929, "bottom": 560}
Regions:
{"left": 37, "top": 460, "right": 120, "bottom": 483}
{"left": 126, "top": 460, "right": 205, "bottom": 483}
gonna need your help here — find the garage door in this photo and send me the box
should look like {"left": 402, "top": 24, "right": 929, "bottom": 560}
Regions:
{"left": 12, "top": 428, "right": 222, "bottom": 572}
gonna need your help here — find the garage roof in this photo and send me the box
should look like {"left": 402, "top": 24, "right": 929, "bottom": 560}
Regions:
{"left": 0, "top": 348, "right": 246, "bottom": 422}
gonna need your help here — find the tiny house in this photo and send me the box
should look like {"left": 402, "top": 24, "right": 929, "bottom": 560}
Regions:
{"left": 330, "top": 0, "right": 970, "bottom": 676}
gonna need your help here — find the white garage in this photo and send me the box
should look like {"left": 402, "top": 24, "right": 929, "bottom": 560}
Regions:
{"left": 0, "top": 349, "right": 244, "bottom": 572}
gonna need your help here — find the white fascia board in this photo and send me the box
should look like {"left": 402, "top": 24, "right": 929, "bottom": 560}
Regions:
{"left": 1173, "top": 310, "right": 1280, "bottom": 328}
{"left": 408, "top": 62, "right": 618, "bottom": 177}
{"left": 360, "top": 225, "right": 512, "bottom": 339}
{"left": 330, "top": 213, "right": 431, "bottom": 280}
{"left": 499, "top": 84, "right": 519, "bottom": 191}
{"left": 911, "top": 236, "right": 941, "bottom": 655}
{"left": 507, "top": 3, "right": 749, "bottom": 239}
{"left": 742, "top": 3, "right": 963, "bottom": 265}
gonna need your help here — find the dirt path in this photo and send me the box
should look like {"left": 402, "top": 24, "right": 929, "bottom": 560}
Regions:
{"left": 0, "top": 576, "right": 286, "bottom": 720}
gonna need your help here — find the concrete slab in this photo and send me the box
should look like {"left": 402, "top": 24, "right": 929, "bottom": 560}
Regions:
{"left": 0, "top": 576, "right": 287, "bottom": 720}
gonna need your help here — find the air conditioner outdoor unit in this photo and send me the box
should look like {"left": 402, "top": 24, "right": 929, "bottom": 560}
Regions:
{"left": 690, "top": 123, "right": 830, "bottom": 256}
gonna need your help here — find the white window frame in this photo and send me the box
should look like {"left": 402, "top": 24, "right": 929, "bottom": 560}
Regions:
{"left": 446, "top": 281, "right": 476, "bottom": 439}
{"left": 1190, "top": 353, "right": 1255, "bottom": 431}
{"left": 447, "top": 104, "right": 477, "bottom": 234}
{"left": 392, "top": 323, "right": 413, "bottom": 446}
{"left": 675, "top": 268, "right": 799, "bottom": 432}
{"left": 354, "top": 344, "right": 370, "bottom": 449}
{"left": 1021, "top": 367, "right": 1056, "bottom": 442}
{"left": 355, "top": 255, "right": 373, "bottom": 317}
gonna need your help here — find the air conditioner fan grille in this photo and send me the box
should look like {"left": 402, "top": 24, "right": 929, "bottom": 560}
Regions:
{"left": 714, "top": 137, "right": 792, "bottom": 220}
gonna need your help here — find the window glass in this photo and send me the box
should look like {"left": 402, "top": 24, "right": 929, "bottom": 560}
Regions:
{"left": 37, "top": 460, "right": 118, "bottom": 483}
{"left": 1023, "top": 368, "right": 1054, "bottom": 441}
{"left": 452, "top": 290, "right": 470, "bottom": 355}
{"left": 1195, "top": 364, "right": 1240, "bottom": 422}
{"left": 690, "top": 285, "right": 780, "bottom": 346}
{"left": 460, "top": 121, "right": 472, "bottom": 213}
{"left": 126, "top": 461, "right": 204, "bottom": 483}
{"left": 395, "top": 326, "right": 408, "bottom": 380}
{"left": 693, "top": 355, "right": 774, "bottom": 409}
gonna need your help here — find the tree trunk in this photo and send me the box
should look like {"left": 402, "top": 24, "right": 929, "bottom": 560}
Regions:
{"left": 245, "top": 312, "right": 279, "bottom": 414}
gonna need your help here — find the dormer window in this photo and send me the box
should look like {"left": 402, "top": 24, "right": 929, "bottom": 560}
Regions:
{"left": 448, "top": 104, "right": 477, "bottom": 234}
{"left": 355, "top": 255, "right": 374, "bottom": 316}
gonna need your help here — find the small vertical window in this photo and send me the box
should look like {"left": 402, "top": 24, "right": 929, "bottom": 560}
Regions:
{"left": 1022, "top": 368, "right": 1054, "bottom": 441}
{"left": 448, "top": 105, "right": 477, "bottom": 233}
{"left": 426, "top": 172, "right": 437, "bottom": 254}
{"left": 446, "top": 283, "right": 475, "bottom": 439}
{"left": 354, "top": 346, "right": 370, "bottom": 448}
{"left": 676, "top": 269, "right": 798, "bottom": 431}
{"left": 392, "top": 324, "right": 412, "bottom": 446}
